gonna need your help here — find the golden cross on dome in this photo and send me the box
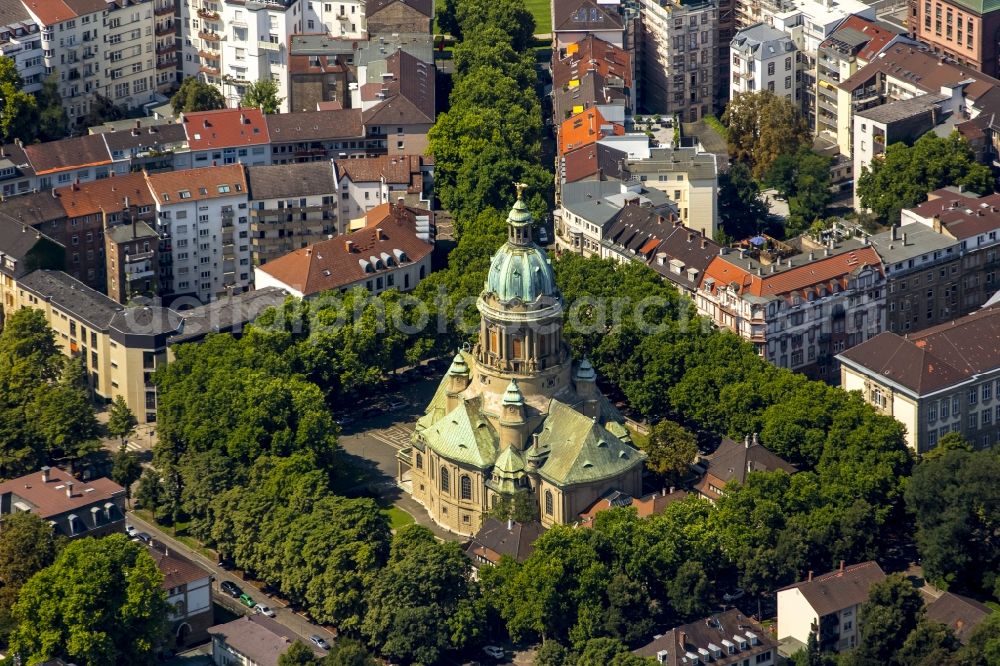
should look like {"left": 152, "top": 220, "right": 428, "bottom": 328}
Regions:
{"left": 514, "top": 182, "right": 528, "bottom": 200}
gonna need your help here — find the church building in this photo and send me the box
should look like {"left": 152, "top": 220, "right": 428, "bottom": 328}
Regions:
{"left": 398, "top": 186, "right": 646, "bottom": 536}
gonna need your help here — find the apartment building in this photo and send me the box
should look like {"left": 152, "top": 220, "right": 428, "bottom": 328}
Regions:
{"left": 145, "top": 164, "right": 251, "bottom": 301}
{"left": 151, "top": 0, "right": 177, "bottom": 92}
{"left": 355, "top": 49, "right": 436, "bottom": 156}
{"left": 15, "top": 269, "right": 181, "bottom": 422}
{"left": 0, "top": 212, "right": 65, "bottom": 320}
{"left": 0, "top": 0, "right": 43, "bottom": 93}
{"left": 638, "top": 0, "right": 718, "bottom": 121}
{"left": 552, "top": 35, "right": 635, "bottom": 117}
{"left": 730, "top": 23, "right": 800, "bottom": 101}
{"left": 302, "top": 0, "right": 365, "bottom": 38}
{"left": 814, "top": 16, "right": 897, "bottom": 155}
{"left": 910, "top": 0, "right": 1000, "bottom": 77}
{"left": 103, "top": 0, "right": 158, "bottom": 111}
{"left": 287, "top": 34, "right": 353, "bottom": 112}
{"left": 105, "top": 214, "right": 161, "bottom": 304}
{"left": 695, "top": 237, "right": 885, "bottom": 380}
{"left": 635, "top": 608, "right": 779, "bottom": 665}
{"left": 178, "top": 107, "right": 271, "bottom": 168}
{"left": 557, "top": 179, "right": 676, "bottom": 256}
{"left": 266, "top": 109, "right": 370, "bottom": 163}
{"left": 0, "top": 466, "right": 126, "bottom": 540}
{"left": 622, "top": 145, "right": 719, "bottom": 237}
{"left": 246, "top": 161, "right": 337, "bottom": 265}
{"left": 334, "top": 154, "right": 429, "bottom": 227}
{"left": 365, "top": 0, "right": 432, "bottom": 35}
{"left": 552, "top": 0, "right": 627, "bottom": 50}
{"left": 182, "top": 0, "right": 303, "bottom": 110}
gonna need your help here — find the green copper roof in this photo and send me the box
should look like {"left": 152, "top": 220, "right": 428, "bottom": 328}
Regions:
{"left": 495, "top": 446, "right": 525, "bottom": 475}
{"left": 949, "top": 0, "right": 1000, "bottom": 14}
{"left": 527, "top": 401, "right": 645, "bottom": 486}
{"left": 486, "top": 244, "right": 558, "bottom": 304}
{"left": 422, "top": 397, "right": 499, "bottom": 469}
{"left": 503, "top": 379, "right": 525, "bottom": 406}
{"left": 575, "top": 359, "right": 596, "bottom": 381}
{"left": 448, "top": 352, "right": 470, "bottom": 376}
{"left": 507, "top": 196, "right": 533, "bottom": 227}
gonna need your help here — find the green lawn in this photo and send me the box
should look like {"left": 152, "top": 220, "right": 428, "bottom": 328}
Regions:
{"left": 525, "top": 0, "right": 552, "bottom": 35}
{"left": 381, "top": 505, "right": 416, "bottom": 531}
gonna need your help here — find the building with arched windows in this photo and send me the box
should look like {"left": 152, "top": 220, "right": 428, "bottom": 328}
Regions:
{"left": 398, "top": 187, "right": 646, "bottom": 535}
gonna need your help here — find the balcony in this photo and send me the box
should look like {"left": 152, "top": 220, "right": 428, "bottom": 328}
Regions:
{"left": 199, "top": 30, "right": 222, "bottom": 41}
{"left": 154, "top": 3, "right": 174, "bottom": 16}
{"left": 157, "top": 58, "right": 177, "bottom": 69}
{"left": 125, "top": 250, "right": 155, "bottom": 262}
{"left": 199, "top": 64, "right": 220, "bottom": 75}
{"left": 196, "top": 9, "right": 220, "bottom": 20}
{"left": 155, "top": 23, "right": 174, "bottom": 36}
{"left": 852, "top": 86, "right": 879, "bottom": 103}
{"left": 198, "top": 49, "right": 218, "bottom": 59}
{"left": 157, "top": 43, "right": 178, "bottom": 55}
{"left": 258, "top": 40, "right": 280, "bottom": 51}
{"left": 126, "top": 268, "right": 156, "bottom": 280}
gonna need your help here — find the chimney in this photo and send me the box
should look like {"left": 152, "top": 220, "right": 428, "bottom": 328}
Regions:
{"left": 66, "top": 481, "right": 74, "bottom": 498}
{"left": 701, "top": 238, "right": 708, "bottom": 249}
{"left": 240, "top": 113, "right": 247, "bottom": 125}
{"left": 41, "top": 466, "right": 50, "bottom": 483}
{"left": 396, "top": 196, "right": 405, "bottom": 208}
{"left": 809, "top": 251, "right": 815, "bottom": 261}
{"left": 839, "top": 560, "right": 845, "bottom": 573}
{"left": 344, "top": 240, "right": 354, "bottom": 252}
{"left": 376, "top": 227, "right": 384, "bottom": 240}
{"left": 902, "top": 232, "right": 908, "bottom": 245}
{"left": 305, "top": 248, "right": 312, "bottom": 256}
{"left": 662, "top": 487, "right": 667, "bottom": 497}
{"left": 669, "top": 486, "right": 675, "bottom": 494}
{"left": 890, "top": 225, "right": 897, "bottom": 241}
{"left": 679, "top": 631, "right": 687, "bottom": 649}
{"left": 507, "top": 518, "right": 513, "bottom": 531}
{"left": 203, "top": 119, "right": 209, "bottom": 128}
{"left": 824, "top": 247, "right": 831, "bottom": 257}
{"left": 752, "top": 432, "right": 759, "bottom": 447}
{"left": 808, "top": 570, "right": 814, "bottom": 582}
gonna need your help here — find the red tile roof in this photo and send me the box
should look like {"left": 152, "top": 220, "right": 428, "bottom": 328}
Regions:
{"left": 824, "top": 15, "right": 896, "bottom": 63}
{"left": 55, "top": 172, "right": 155, "bottom": 219}
{"left": 553, "top": 35, "right": 633, "bottom": 89}
{"left": 257, "top": 202, "right": 433, "bottom": 296}
{"left": 23, "top": 0, "right": 81, "bottom": 26}
{"left": 577, "top": 488, "right": 688, "bottom": 526}
{"left": 182, "top": 108, "right": 270, "bottom": 149}
{"left": 906, "top": 188, "right": 1000, "bottom": 240}
{"left": 145, "top": 164, "right": 248, "bottom": 205}
{"left": 559, "top": 107, "right": 624, "bottom": 155}
{"left": 701, "top": 247, "right": 883, "bottom": 300}
{"left": 0, "top": 467, "right": 124, "bottom": 518}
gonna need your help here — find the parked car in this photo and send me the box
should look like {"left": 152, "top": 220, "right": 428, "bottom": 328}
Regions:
{"left": 309, "top": 635, "right": 331, "bottom": 650}
{"left": 335, "top": 415, "right": 355, "bottom": 426}
{"left": 220, "top": 581, "right": 242, "bottom": 598}
{"left": 125, "top": 524, "right": 137, "bottom": 537}
{"left": 239, "top": 593, "right": 255, "bottom": 608}
{"left": 388, "top": 400, "right": 408, "bottom": 411}
{"left": 135, "top": 532, "right": 152, "bottom": 545}
{"left": 483, "top": 646, "right": 505, "bottom": 659}
{"left": 723, "top": 588, "right": 745, "bottom": 602}
{"left": 254, "top": 603, "right": 276, "bottom": 618}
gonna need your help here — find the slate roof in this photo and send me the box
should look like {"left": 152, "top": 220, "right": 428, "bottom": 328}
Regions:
{"left": 54, "top": 172, "right": 155, "bottom": 218}
{"left": 182, "top": 108, "right": 270, "bottom": 149}
{"left": 561, "top": 179, "right": 672, "bottom": 229}
{"left": 634, "top": 609, "right": 778, "bottom": 665}
{"left": 256, "top": 203, "right": 433, "bottom": 296}
{"left": 17, "top": 270, "right": 121, "bottom": 329}
{"left": 366, "top": 0, "right": 433, "bottom": 18}
{"left": 247, "top": 162, "right": 337, "bottom": 200}
{"left": 24, "top": 134, "right": 112, "bottom": 175}
{"left": 731, "top": 22, "right": 794, "bottom": 57}
{"left": 208, "top": 615, "right": 320, "bottom": 666}
{"left": 925, "top": 592, "right": 993, "bottom": 644}
{"left": 527, "top": 400, "right": 645, "bottom": 486}
{"left": 552, "top": 34, "right": 633, "bottom": 89}
{"left": 562, "top": 142, "right": 627, "bottom": 183}
{"left": 335, "top": 155, "right": 424, "bottom": 191}
{"left": 838, "top": 305, "right": 1000, "bottom": 395}
{"left": 695, "top": 437, "right": 797, "bottom": 500}
{"left": 644, "top": 225, "right": 721, "bottom": 292}
{"left": 465, "top": 518, "right": 545, "bottom": 565}
{"left": 0, "top": 0, "right": 31, "bottom": 25}
{"left": 0, "top": 467, "right": 124, "bottom": 518}
{"left": 821, "top": 14, "right": 897, "bottom": 62}
{"left": 361, "top": 50, "right": 435, "bottom": 126}
{"left": 553, "top": 71, "right": 626, "bottom": 123}
{"left": 169, "top": 287, "right": 288, "bottom": 345}
{"left": 0, "top": 209, "right": 64, "bottom": 277}
{"left": 778, "top": 562, "right": 886, "bottom": 616}
{"left": 553, "top": 0, "right": 624, "bottom": 34}
{"left": 148, "top": 545, "right": 211, "bottom": 589}
{"left": 100, "top": 122, "right": 188, "bottom": 154}
{"left": 867, "top": 222, "right": 960, "bottom": 266}
{"left": 265, "top": 109, "right": 364, "bottom": 142}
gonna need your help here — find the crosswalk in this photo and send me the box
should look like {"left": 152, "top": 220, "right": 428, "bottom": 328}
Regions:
{"left": 369, "top": 425, "right": 414, "bottom": 451}
{"left": 124, "top": 441, "right": 144, "bottom": 452}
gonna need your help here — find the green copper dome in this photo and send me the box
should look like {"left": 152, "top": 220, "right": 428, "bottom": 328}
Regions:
{"left": 484, "top": 188, "right": 558, "bottom": 304}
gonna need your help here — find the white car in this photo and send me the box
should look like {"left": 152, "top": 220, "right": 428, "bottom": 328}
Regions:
{"left": 253, "top": 603, "right": 276, "bottom": 618}
{"left": 723, "top": 588, "right": 746, "bottom": 602}
{"left": 125, "top": 524, "right": 137, "bottom": 537}
{"left": 483, "top": 645, "right": 505, "bottom": 659}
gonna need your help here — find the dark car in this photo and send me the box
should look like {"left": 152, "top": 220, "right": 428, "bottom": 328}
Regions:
{"left": 135, "top": 532, "right": 152, "bottom": 545}
{"left": 220, "top": 581, "right": 242, "bottom": 598}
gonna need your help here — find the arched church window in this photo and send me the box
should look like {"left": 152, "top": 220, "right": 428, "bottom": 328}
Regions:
{"left": 544, "top": 490, "right": 553, "bottom": 516}
{"left": 460, "top": 475, "right": 472, "bottom": 500}
{"left": 415, "top": 453, "right": 423, "bottom": 470}
{"left": 440, "top": 467, "right": 450, "bottom": 493}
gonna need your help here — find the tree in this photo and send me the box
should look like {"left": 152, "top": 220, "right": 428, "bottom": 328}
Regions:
{"left": 36, "top": 73, "right": 70, "bottom": 142}
{"left": 642, "top": 419, "right": 697, "bottom": 479}
{"left": 535, "top": 639, "right": 572, "bottom": 666}
{"left": 322, "top": 638, "right": 378, "bottom": 666}
{"left": 106, "top": 395, "right": 137, "bottom": 443}
{"left": 278, "top": 641, "right": 319, "bottom": 665}
{"left": 850, "top": 574, "right": 925, "bottom": 666}
{"left": 28, "top": 355, "right": 102, "bottom": 464}
{"left": 721, "top": 91, "right": 811, "bottom": 179}
{"left": 957, "top": 611, "right": 1000, "bottom": 665}
{"left": 764, "top": 148, "right": 833, "bottom": 238}
{"left": 717, "top": 162, "right": 772, "bottom": 242}
{"left": 10, "top": 535, "right": 168, "bottom": 665}
{"left": 83, "top": 93, "right": 126, "bottom": 128}
{"left": 895, "top": 620, "right": 960, "bottom": 666}
{"left": 0, "top": 512, "right": 57, "bottom": 641}
{"left": 0, "top": 56, "right": 38, "bottom": 144}
{"left": 905, "top": 449, "right": 1000, "bottom": 594}
{"left": 857, "top": 131, "right": 992, "bottom": 221}
{"left": 920, "top": 431, "right": 971, "bottom": 460}
{"left": 241, "top": 78, "right": 284, "bottom": 114}
{"left": 135, "top": 467, "right": 163, "bottom": 512}
{"left": 171, "top": 76, "right": 225, "bottom": 114}
{"left": 111, "top": 445, "right": 142, "bottom": 505}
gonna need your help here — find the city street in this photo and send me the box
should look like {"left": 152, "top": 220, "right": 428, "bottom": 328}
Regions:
{"left": 126, "top": 512, "right": 338, "bottom": 650}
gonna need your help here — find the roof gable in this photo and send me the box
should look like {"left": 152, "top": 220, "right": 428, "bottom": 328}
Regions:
{"left": 182, "top": 108, "right": 270, "bottom": 149}
{"left": 778, "top": 562, "right": 886, "bottom": 616}
{"left": 553, "top": 0, "right": 624, "bottom": 33}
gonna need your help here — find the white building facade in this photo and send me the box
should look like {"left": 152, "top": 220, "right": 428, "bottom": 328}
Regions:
{"left": 730, "top": 22, "right": 800, "bottom": 101}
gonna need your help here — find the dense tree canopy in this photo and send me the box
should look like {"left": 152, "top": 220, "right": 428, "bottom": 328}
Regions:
{"left": 10, "top": 535, "right": 167, "bottom": 665}
{"left": 0, "top": 56, "right": 38, "bottom": 144}
{"left": 857, "top": 131, "right": 992, "bottom": 221}
{"left": 764, "top": 148, "right": 833, "bottom": 238}
{"left": 0, "top": 512, "right": 58, "bottom": 641}
{"left": 721, "top": 91, "right": 811, "bottom": 180}
{"left": 241, "top": 78, "right": 284, "bottom": 114}
{"left": 171, "top": 76, "right": 226, "bottom": 114}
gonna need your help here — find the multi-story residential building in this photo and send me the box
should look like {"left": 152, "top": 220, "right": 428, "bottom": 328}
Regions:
{"left": 254, "top": 200, "right": 434, "bottom": 297}
{"left": 25, "top": 133, "right": 115, "bottom": 189}
{"left": 464, "top": 518, "right": 545, "bottom": 578}
{"left": 622, "top": 145, "right": 719, "bottom": 237}
{"left": 302, "top": 0, "right": 365, "bottom": 38}
{"left": 287, "top": 34, "right": 353, "bottom": 112}
{"left": 166, "top": 285, "right": 287, "bottom": 350}
{"left": 635, "top": 608, "right": 780, "bottom": 665}
{"left": 266, "top": 109, "right": 370, "bottom": 163}
{"left": 0, "top": 466, "right": 126, "bottom": 539}
{"left": 556, "top": 179, "right": 676, "bottom": 256}
{"left": 638, "top": 0, "right": 718, "bottom": 121}
{"left": 553, "top": 71, "right": 630, "bottom": 125}
{"left": 0, "top": 0, "right": 43, "bottom": 93}
{"left": 151, "top": 0, "right": 177, "bottom": 93}
{"left": 552, "top": 0, "right": 627, "bottom": 50}
{"left": 209, "top": 615, "right": 322, "bottom": 665}
{"left": 99, "top": 119, "right": 188, "bottom": 174}
{"left": 558, "top": 107, "right": 626, "bottom": 156}
{"left": 147, "top": 544, "right": 214, "bottom": 649}
{"left": 777, "top": 562, "right": 886, "bottom": 653}
{"left": 552, "top": 35, "right": 635, "bottom": 117}
{"left": 633, "top": 221, "right": 720, "bottom": 296}
{"left": 0, "top": 195, "right": 68, "bottom": 298}
{"left": 867, "top": 222, "right": 963, "bottom": 334}
{"left": 247, "top": 161, "right": 338, "bottom": 265}
{"left": 839, "top": 305, "right": 1000, "bottom": 451}
{"left": 730, "top": 22, "right": 799, "bottom": 101}
{"left": 814, "top": 16, "right": 897, "bottom": 155}
{"left": 145, "top": 164, "right": 251, "bottom": 301}
{"left": 334, "top": 154, "right": 430, "bottom": 226}
{"left": 178, "top": 107, "right": 271, "bottom": 168}
{"left": 365, "top": 0, "right": 432, "bottom": 36}
{"left": 695, "top": 237, "right": 885, "bottom": 380}
{"left": 355, "top": 49, "right": 435, "bottom": 156}
{"left": 182, "top": 0, "right": 302, "bottom": 110}
{"left": 910, "top": 0, "right": 1000, "bottom": 77}
{"left": 693, "top": 434, "right": 796, "bottom": 501}
{"left": 103, "top": 0, "right": 158, "bottom": 111}
{"left": 15, "top": 269, "right": 181, "bottom": 422}
{"left": 105, "top": 213, "right": 161, "bottom": 303}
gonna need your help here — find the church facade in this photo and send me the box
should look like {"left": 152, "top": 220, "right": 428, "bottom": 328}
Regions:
{"left": 398, "top": 188, "right": 646, "bottom": 536}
